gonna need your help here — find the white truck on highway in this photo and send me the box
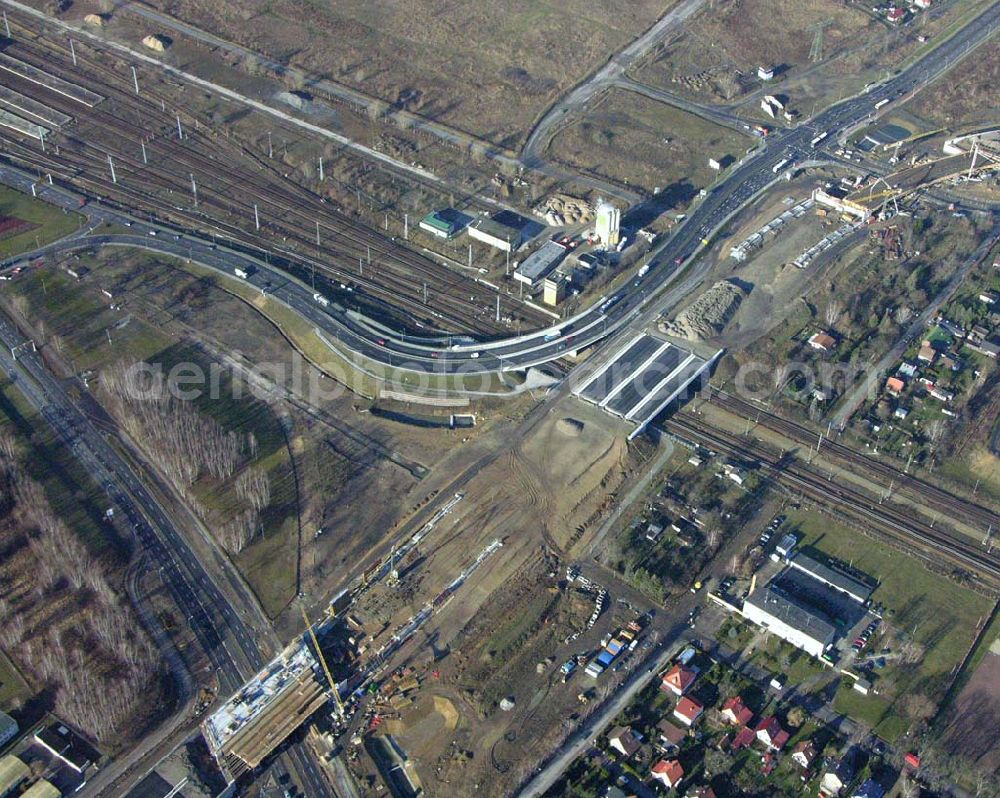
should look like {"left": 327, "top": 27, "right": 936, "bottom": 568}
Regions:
{"left": 313, "top": 292, "right": 330, "bottom": 308}
{"left": 772, "top": 158, "right": 791, "bottom": 174}
{"left": 810, "top": 131, "right": 829, "bottom": 148}
{"left": 234, "top": 266, "right": 253, "bottom": 279}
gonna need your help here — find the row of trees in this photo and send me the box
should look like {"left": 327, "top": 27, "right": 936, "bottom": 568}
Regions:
{"left": 0, "top": 435, "right": 160, "bottom": 740}
{"left": 101, "top": 359, "right": 272, "bottom": 554}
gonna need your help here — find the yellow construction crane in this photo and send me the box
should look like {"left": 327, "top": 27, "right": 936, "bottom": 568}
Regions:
{"left": 301, "top": 603, "right": 345, "bottom": 718}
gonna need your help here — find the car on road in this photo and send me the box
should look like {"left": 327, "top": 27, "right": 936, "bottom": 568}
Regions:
{"left": 470, "top": 352, "right": 481, "bottom": 359}
{"left": 376, "top": 338, "right": 386, "bottom": 346}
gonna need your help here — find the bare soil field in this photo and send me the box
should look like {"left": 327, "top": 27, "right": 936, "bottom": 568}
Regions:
{"left": 903, "top": 41, "right": 1000, "bottom": 129}
{"left": 548, "top": 89, "right": 751, "bottom": 196}
{"left": 124, "top": 0, "right": 670, "bottom": 148}
{"left": 632, "top": 0, "right": 988, "bottom": 117}
{"left": 940, "top": 647, "right": 1000, "bottom": 775}
{"left": 348, "top": 403, "right": 651, "bottom": 794}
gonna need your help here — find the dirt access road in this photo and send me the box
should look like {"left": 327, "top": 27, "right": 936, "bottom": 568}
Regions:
{"left": 521, "top": 0, "right": 708, "bottom": 169}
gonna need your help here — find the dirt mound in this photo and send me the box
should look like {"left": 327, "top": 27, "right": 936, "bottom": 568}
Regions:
{"left": 434, "top": 695, "right": 459, "bottom": 731}
{"left": 556, "top": 417, "right": 584, "bottom": 437}
{"left": 661, "top": 279, "right": 748, "bottom": 341}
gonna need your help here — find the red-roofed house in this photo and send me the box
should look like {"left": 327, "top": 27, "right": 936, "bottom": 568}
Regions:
{"left": 885, "top": 376, "right": 905, "bottom": 397}
{"left": 731, "top": 726, "right": 756, "bottom": 751}
{"left": 720, "top": 696, "right": 753, "bottom": 726}
{"left": 809, "top": 332, "right": 837, "bottom": 351}
{"left": 651, "top": 759, "right": 684, "bottom": 790}
{"left": 793, "top": 740, "right": 818, "bottom": 770}
{"left": 755, "top": 716, "right": 790, "bottom": 751}
{"left": 904, "top": 752, "right": 921, "bottom": 771}
{"left": 887, "top": 6, "right": 907, "bottom": 23}
{"left": 661, "top": 664, "right": 698, "bottom": 696}
{"left": 673, "top": 696, "right": 704, "bottom": 727}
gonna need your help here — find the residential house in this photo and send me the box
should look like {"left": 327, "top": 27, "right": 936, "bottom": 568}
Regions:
{"left": 917, "top": 340, "right": 937, "bottom": 363}
{"left": 608, "top": 726, "right": 642, "bottom": 759}
{"left": 792, "top": 740, "right": 817, "bottom": 770}
{"left": 673, "top": 696, "right": 704, "bottom": 727}
{"left": 651, "top": 759, "right": 684, "bottom": 791}
{"left": 808, "top": 332, "right": 837, "bottom": 352}
{"left": 893, "top": 406, "right": 909, "bottom": 420}
{"left": 904, "top": 752, "right": 921, "bottom": 771}
{"left": 852, "top": 780, "right": 886, "bottom": 798}
{"left": 968, "top": 338, "right": 1000, "bottom": 359}
{"left": 887, "top": 6, "right": 908, "bottom": 23}
{"left": 979, "top": 291, "right": 998, "bottom": 305}
{"left": 913, "top": 0, "right": 931, "bottom": 8}
{"left": 657, "top": 719, "right": 687, "bottom": 751}
{"left": 661, "top": 664, "right": 698, "bottom": 696}
{"left": 885, "top": 376, "right": 905, "bottom": 397}
{"left": 755, "top": 716, "right": 789, "bottom": 751}
{"left": 720, "top": 696, "right": 753, "bottom": 727}
{"left": 820, "top": 747, "right": 860, "bottom": 797}
{"left": 898, "top": 362, "right": 917, "bottom": 378}
{"left": 930, "top": 387, "right": 954, "bottom": 402}
{"left": 730, "top": 726, "right": 756, "bottom": 751}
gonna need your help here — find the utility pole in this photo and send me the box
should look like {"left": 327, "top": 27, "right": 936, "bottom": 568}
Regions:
{"left": 495, "top": 294, "right": 500, "bottom": 323}
{"left": 468, "top": 244, "right": 472, "bottom": 269}
{"left": 267, "top": 131, "right": 273, "bottom": 158}
{"left": 359, "top": 257, "right": 363, "bottom": 277}
{"left": 2, "top": 11, "right": 9, "bottom": 38}
{"left": 423, "top": 282, "right": 428, "bottom": 304}
{"left": 176, "top": 114, "right": 183, "bottom": 140}
{"left": 140, "top": 140, "right": 148, "bottom": 164}
{"left": 37, "top": 126, "right": 45, "bottom": 153}
{"left": 69, "top": 39, "right": 77, "bottom": 66}
{"left": 404, "top": 213, "right": 409, "bottom": 240}
{"left": 318, "top": 156, "right": 324, "bottom": 181}
{"left": 189, "top": 173, "right": 198, "bottom": 207}
{"left": 367, "top": 245, "right": 371, "bottom": 266}
{"left": 384, "top": 213, "right": 388, "bottom": 231}
{"left": 315, "top": 220, "right": 320, "bottom": 247}
{"left": 131, "top": 65, "right": 140, "bottom": 95}
{"left": 254, "top": 204, "right": 260, "bottom": 230}
{"left": 107, "top": 153, "right": 117, "bottom": 184}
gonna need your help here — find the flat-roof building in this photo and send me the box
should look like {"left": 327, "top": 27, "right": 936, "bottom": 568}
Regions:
{"left": 0, "top": 755, "right": 29, "bottom": 798}
{"left": 0, "top": 713, "right": 17, "bottom": 748}
{"left": 21, "top": 780, "right": 60, "bottom": 798}
{"left": 515, "top": 240, "right": 567, "bottom": 287}
{"left": 34, "top": 724, "right": 92, "bottom": 774}
{"left": 788, "top": 552, "right": 873, "bottom": 604}
{"left": 419, "top": 208, "right": 467, "bottom": 239}
{"left": 743, "top": 585, "right": 835, "bottom": 658}
{"left": 468, "top": 216, "right": 521, "bottom": 252}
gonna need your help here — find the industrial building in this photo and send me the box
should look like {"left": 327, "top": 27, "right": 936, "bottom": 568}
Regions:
{"left": 0, "top": 713, "right": 16, "bottom": 748}
{"left": 595, "top": 200, "right": 621, "bottom": 247}
{"left": 33, "top": 724, "right": 92, "bottom": 775}
{"left": 202, "top": 640, "right": 330, "bottom": 777}
{"left": 514, "top": 240, "right": 568, "bottom": 287}
{"left": 21, "top": 780, "right": 60, "bottom": 798}
{"left": 468, "top": 215, "right": 521, "bottom": 252}
{"left": 787, "top": 553, "right": 874, "bottom": 604}
{"left": 542, "top": 273, "right": 569, "bottom": 306}
{"left": 742, "top": 584, "right": 836, "bottom": 658}
{"left": 0, "top": 755, "right": 29, "bottom": 798}
{"left": 811, "top": 187, "right": 871, "bottom": 222}
{"left": 419, "top": 209, "right": 467, "bottom": 239}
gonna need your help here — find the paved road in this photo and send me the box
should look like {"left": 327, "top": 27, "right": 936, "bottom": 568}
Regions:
{"left": 0, "top": 314, "right": 337, "bottom": 796}
{"left": 3, "top": 2, "right": 1000, "bottom": 386}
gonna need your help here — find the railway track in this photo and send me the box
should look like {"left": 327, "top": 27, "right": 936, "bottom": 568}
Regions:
{"left": 706, "top": 389, "right": 1000, "bottom": 537}
{"left": 664, "top": 412, "right": 1000, "bottom": 586}
{"left": 0, "top": 17, "right": 545, "bottom": 336}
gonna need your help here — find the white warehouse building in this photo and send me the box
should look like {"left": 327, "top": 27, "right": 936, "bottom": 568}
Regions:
{"left": 742, "top": 585, "right": 835, "bottom": 658}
